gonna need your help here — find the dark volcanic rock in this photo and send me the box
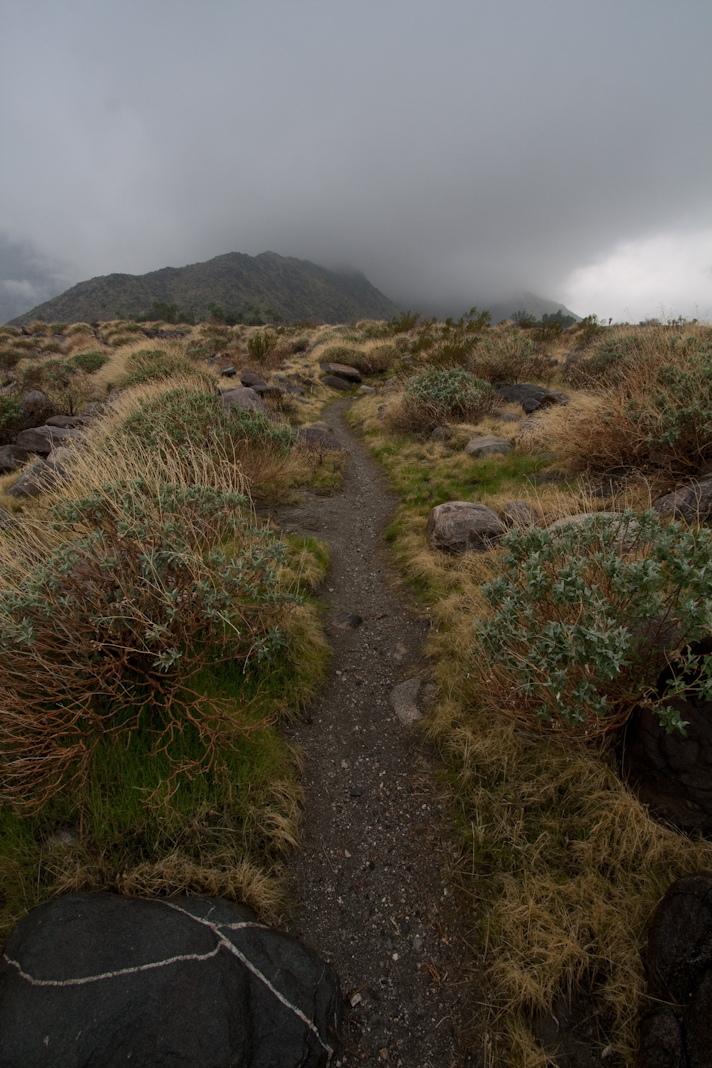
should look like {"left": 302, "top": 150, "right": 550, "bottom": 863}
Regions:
{"left": 496, "top": 383, "right": 569, "bottom": 412}
{"left": 0, "top": 892, "right": 340, "bottom": 1068}
{"left": 321, "top": 375, "right": 353, "bottom": 391}
{"left": 6, "top": 454, "right": 70, "bottom": 498}
{"left": 647, "top": 872, "right": 712, "bottom": 1004}
{"left": 623, "top": 689, "right": 712, "bottom": 836}
{"left": 643, "top": 873, "right": 712, "bottom": 1068}
{"left": 0, "top": 445, "right": 30, "bottom": 472}
{"left": 240, "top": 371, "right": 267, "bottom": 387}
{"left": 638, "top": 1008, "right": 687, "bottom": 1068}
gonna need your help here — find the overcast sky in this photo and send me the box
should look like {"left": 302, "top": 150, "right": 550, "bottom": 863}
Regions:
{"left": 1, "top": 0, "right": 711, "bottom": 323}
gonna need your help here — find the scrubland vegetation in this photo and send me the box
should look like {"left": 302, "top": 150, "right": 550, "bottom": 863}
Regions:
{"left": 345, "top": 313, "right": 712, "bottom": 1065}
{"left": 2, "top": 309, "right": 712, "bottom": 1064}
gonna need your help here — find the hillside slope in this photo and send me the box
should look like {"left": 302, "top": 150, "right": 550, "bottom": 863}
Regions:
{"left": 8, "top": 250, "right": 401, "bottom": 326}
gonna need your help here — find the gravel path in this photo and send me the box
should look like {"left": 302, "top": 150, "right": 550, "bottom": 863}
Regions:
{"left": 266, "top": 400, "right": 481, "bottom": 1067}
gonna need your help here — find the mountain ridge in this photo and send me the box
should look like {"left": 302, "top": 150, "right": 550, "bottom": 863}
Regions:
{"left": 7, "top": 251, "right": 402, "bottom": 326}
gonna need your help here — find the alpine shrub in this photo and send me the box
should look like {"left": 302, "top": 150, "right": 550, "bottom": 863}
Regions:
{"left": 474, "top": 511, "right": 712, "bottom": 737}
{"left": 387, "top": 367, "right": 495, "bottom": 433}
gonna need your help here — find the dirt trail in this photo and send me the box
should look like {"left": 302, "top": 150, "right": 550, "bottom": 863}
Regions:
{"left": 267, "top": 400, "right": 480, "bottom": 1067}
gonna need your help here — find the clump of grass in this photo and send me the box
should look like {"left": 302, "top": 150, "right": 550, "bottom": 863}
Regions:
{"left": 117, "top": 347, "right": 209, "bottom": 388}
{"left": 386, "top": 367, "right": 495, "bottom": 434}
{"left": 527, "top": 324, "right": 712, "bottom": 477}
{"left": 468, "top": 332, "right": 554, "bottom": 385}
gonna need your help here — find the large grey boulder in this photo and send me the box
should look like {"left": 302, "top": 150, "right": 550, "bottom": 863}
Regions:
{"left": 653, "top": 477, "right": 712, "bottom": 523}
{"left": 220, "top": 387, "right": 271, "bottom": 415}
{"left": 426, "top": 501, "right": 507, "bottom": 553}
{"left": 15, "top": 426, "right": 83, "bottom": 454}
{"left": 464, "top": 434, "right": 512, "bottom": 458}
{"left": 0, "top": 892, "right": 340, "bottom": 1068}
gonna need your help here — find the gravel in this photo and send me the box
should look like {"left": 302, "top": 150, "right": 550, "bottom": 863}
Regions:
{"left": 266, "top": 400, "right": 481, "bottom": 1067}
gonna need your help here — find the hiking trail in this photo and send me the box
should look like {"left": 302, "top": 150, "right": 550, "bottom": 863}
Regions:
{"left": 266, "top": 399, "right": 480, "bottom": 1067}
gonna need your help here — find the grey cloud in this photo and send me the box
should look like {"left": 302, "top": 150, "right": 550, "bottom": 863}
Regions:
{"left": 1, "top": 0, "right": 711, "bottom": 321}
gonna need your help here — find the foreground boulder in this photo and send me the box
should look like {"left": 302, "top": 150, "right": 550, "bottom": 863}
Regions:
{"left": 0, "top": 892, "right": 340, "bottom": 1068}
{"left": 639, "top": 872, "right": 712, "bottom": 1068}
{"left": 426, "top": 501, "right": 506, "bottom": 553}
{"left": 654, "top": 477, "right": 712, "bottom": 523}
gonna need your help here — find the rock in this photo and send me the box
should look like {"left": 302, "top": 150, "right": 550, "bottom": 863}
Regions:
{"left": 6, "top": 455, "right": 69, "bottom": 498}
{"left": 495, "top": 383, "right": 569, "bottom": 410}
{"left": 321, "top": 375, "right": 353, "bottom": 391}
{"left": 546, "top": 511, "right": 645, "bottom": 553}
{"left": 240, "top": 371, "right": 267, "bottom": 387}
{"left": 15, "top": 426, "right": 83, "bottom": 453}
{"left": 426, "top": 501, "right": 507, "bottom": 553}
{"left": 0, "top": 892, "right": 340, "bottom": 1068}
{"left": 624, "top": 692, "right": 712, "bottom": 836}
{"left": 44, "top": 415, "right": 87, "bottom": 428}
{"left": 296, "top": 427, "right": 343, "bottom": 451}
{"left": 503, "top": 501, "right": 538, "bottom": 527}
{"left": 20, "top": 390, "right": 55, "bottom": 419}
{"left": 319, "top": 362, "right": 361, "bottom": 383}
{"left": 334, "top": 613, "right": 363, "bottom": 629}
{"left": 79, "top": 401, "right": 105, "bottom": 418}
{"left": 106, "top": 388, "right": 121, "bottom": 408}
{"left": 220, "top": 387, "right": 270, "bottom": 415}
{"left": 0, "top": 445, "right": 30, "bottom": 472}
{"left": 464, "top": 434, "right": 512, "bottom": 458}
{"left": 390, "top": 677, "right": 423, "bottom": 727}
{"left": 687, "top": 971, "right": 712, "bottom": 1068}
{"left": 220, "top": 366, "right": 237, "bottom": 377}
{"left": 492, "top": 407, "right": 521, "bottom": 423}
{"left": 647, "top": 872, "right": 712, "bottom": 1002}
{"left": 250, "top": 383, "right": 285, "bottom": 398}
{"left": 0, "top": 505, "right": 14, "bottom": 529}
{"left": 643, "top": 873, "right": 712, "bottom": 1068}
{"left": 638, "top": 1008, "right": 687, "bottom": 1068}
{"left": 359, "top": 385, "right": 375, "bottom": 393}
{"left": 653, "top": 477, "right": 712, "bottom": 523}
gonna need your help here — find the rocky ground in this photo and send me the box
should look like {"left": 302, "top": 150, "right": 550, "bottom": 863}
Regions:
{"left": 262, "top": 399, "right": 482, "bottom": 1067}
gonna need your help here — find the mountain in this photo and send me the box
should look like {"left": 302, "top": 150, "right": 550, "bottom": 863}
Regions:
{"left": 7, "top": 251, "right": 401, "bottom": 326}
{"left": 485, "top": 291, "right": 581, "bottom": 324}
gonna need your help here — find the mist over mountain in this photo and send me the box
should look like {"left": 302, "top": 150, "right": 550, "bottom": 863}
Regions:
{"left": 7, "top": 249, "right": 580, "bottom": 328}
